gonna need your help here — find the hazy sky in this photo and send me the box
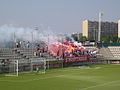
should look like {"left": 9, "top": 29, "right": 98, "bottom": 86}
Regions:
{"left": 0, "top": 0, "right": 120, "bottom": 34}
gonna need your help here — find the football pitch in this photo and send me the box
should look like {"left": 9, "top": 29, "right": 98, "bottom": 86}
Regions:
{"left": 0, "top": 65, "right": 120, "bottom": 90}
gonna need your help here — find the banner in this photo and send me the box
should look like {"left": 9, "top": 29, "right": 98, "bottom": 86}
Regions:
{"left": 64, "top": 56, "right": 90, "bottom": 63}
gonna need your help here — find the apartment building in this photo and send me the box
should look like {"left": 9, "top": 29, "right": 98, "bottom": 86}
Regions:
{"left": 82, "top": 20, "right": 118, "bottom": 41}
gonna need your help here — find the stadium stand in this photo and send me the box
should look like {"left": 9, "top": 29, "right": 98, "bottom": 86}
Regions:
{"left": 108, "top": 46, "right": 120, "bottom": 58}
{"left": 85, "top": 46, "right": 96, "bottom": 50}
{"left": 0, "top": 48, "right": 22, "bottom": 60}
{"left": 100, "top": 47, "right": 113, "bottom": 58}
{"left": 14, "top": 48, "right": 35, "bottom": 59}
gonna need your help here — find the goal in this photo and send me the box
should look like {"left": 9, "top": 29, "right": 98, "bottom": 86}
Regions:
{"left": 30, "top": 59, "right": 46, "bottom": 74}
{"left": 2, "top": 59, "right": 46, "bottom": 76}
{"left": 5, "top": 60, "right": 18, "bottom": 77}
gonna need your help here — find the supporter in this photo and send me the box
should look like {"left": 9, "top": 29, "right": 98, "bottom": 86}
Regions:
{"left": 26, "top": 41, "right": 30, "bottom": 48}
{"left": 16, "top": 42, "right": 19, "bottom": 48}
{"left": 37, "top": 44, "right": 40, "bottom": 51}
{"left": 34, "top": 52, "right": 37, "bottom": 56}
{"left": 19, "top": 41, "right": 22, "bottom": 48}
{"left": 16, "top": 41, "right": 21, "bottom": 48}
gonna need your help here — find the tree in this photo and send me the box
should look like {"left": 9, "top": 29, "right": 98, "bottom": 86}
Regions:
{"left": 79, "top": 36, "right": 87, "bottom": 42}
{"left": 71, "top": 34, "right": 79, "bottom": 41}
{"left": 101, "top": 35, "right": 118, "bottom": 43}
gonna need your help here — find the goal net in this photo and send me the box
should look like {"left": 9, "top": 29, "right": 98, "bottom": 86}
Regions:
{"left": 30, "top": 59, "right": 46, "bottom": 74}
{"left": 4, "top": 60, "right": 18, "bottom": 77}
{"left": 0, "top": 59, "right": 46, "bottom": 76}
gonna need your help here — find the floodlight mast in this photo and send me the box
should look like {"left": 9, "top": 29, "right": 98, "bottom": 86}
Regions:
{"left": 98, "top": 12, "right": 103, "bottom": 42}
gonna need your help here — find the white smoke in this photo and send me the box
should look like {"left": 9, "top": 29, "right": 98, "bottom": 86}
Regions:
{"left": 0, "top": 24, "right": 66, "bottom": 47}
{"left": 0, "top": 24, "right": 33, "bottom": 42}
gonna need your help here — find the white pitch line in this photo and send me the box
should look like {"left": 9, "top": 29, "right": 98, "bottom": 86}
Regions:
{"left": 0, "top": 75, "right": 63, "bottom": 82}
{"left": 78, "top": 80, "right": 120, "bottom": 90}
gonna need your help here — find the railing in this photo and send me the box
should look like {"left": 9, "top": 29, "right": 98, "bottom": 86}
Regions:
{"left": 98, "top": 43, "right": 120, "bottom": 48}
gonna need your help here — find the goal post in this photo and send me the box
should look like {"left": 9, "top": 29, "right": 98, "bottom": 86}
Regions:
{"left": 16, "top": 60, "right": 18, "bottom": 76}
{"left": 2, "top": 59, "right": 47, "bottom": 76}
{"left": 30, "top": 59, "right": 46, "bottom": 74}
{"left": 5, "top": 60, "right": 19, "bottom": 77}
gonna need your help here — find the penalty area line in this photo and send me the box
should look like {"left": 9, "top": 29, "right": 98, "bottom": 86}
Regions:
{"left": 78, "top": 80, "right": 120, "bottom": 90}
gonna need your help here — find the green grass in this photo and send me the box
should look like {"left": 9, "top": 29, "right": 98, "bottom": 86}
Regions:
{"left": 0, "top": 64, "right": 120, "bottom": 90}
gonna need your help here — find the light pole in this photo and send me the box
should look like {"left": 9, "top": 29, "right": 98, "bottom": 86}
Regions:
{"left": 31, "top": 31, "right": 34, "bottom": 72}
{"left": 98, "top": 12, "right": 103, "bottom": 42}
{"left": 13, "top": 32, "right": 16, "bottom": 48}
{"left": 94, "top": 28, "right": 96, "bottom": 41}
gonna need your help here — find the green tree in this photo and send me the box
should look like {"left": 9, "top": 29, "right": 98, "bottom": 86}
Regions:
{"left": 79, "top": 36, "right": 87, "bottom": 42}
{"left": 101, "top": 35, "right": 118, "bottom": 43}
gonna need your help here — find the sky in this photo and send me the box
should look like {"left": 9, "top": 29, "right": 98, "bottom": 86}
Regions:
{"left": 0, "top": 0, "right": 120, "bottom": 34}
